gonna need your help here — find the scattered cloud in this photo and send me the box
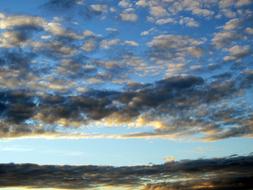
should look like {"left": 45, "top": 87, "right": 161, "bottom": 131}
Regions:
{"left": 0, "top": 0, "right": 253, "bottom": 141}
{"left": 120, "top": 12, "right": 138, "bottom": 22}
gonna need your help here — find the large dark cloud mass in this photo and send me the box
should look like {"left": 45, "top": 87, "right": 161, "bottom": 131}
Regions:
{"left": 0, "top": 72, "right": 253, "bottom": 140}
{"left": 0, "top": 155, "right": 253, "bottom": 189}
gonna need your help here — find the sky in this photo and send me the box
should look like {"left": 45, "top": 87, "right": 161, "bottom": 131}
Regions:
{"left": 0, "top": 0, "right": 253, "bottom": 189}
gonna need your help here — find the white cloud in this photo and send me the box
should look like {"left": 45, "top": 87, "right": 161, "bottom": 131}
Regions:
{"left": 192, "top": 8, "right": 215, "bottom": 17}
{"left": 223, "top": 18, "right": 241, "bottom": 30}
{"left": 90, "top": 4, "right": 108, "bottom": 13}
{"left": 124, "top": 40, "right": 139, "bottom": 46}
{"left": 149, "top": 6, "right": 167, "bottom": 17}
{"left": 164, "top": 156, "right": 176, "bottom": 163}
{"left": 224, "top": 45, "right": 251, "bottom": 61}
{"left": 245, "top": 27, "right": 253, "bottom": 35}
{"left": 82, "top": 40, "right": 96, "bottom": 52}
{"left": 140, "top": 28, "right": 155, "bottom": 36}
{"left": 156, "top": 18, "right": 175, "bottom": 25}
{"left": 100, "top": 39, "right": 120, "bottom": 49}
{"left": 120, "top": 12, "right": 138, "bottom": 22}
{"left": 118, "top": 0, "right": 132, "bottom": 8}
{"left": 179, "top": 17, "right": 199, "bottom": 27}
{"left": 212, "top": 31, "right": 240, "bottom": 48}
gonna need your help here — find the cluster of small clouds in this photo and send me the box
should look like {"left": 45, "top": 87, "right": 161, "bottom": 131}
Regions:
{"left": 147, "top": 34, "right": 205, "bottom": 75}
{"left": 128, "top": 0, "right": 253, "bottom": 28}
{"left": 212, "top": 14, "right": 253, "bottom": 63}
{"left": 0, "top": 155, "right": 253, "bottom": 189}
{"left": 0, "top": 0, "right": 252, "bottom": 141}
{"left": 0, "top": 11, "right": 142, "bottom": 93}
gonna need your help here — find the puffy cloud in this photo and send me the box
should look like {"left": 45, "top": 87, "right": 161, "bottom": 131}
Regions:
{"left": 224, "top": 45, "right": 251, "bottom": 61}
{"left": 136, "top": 0, "right": 148, "bottom": 7}
{"left": 155, "top": 18, "right": 175, "bottom": 25}
{"left": 148, "top": 34, "right": 202, "bottom": 51}
{"left": 90, "top": 4, "right": 108, "bottom": 14}
{"left": 82, "top": 40, "right": 97, "bottom": 52}
{"left": 124, "top": 40, "right": 139, "bottom": 46}
{"left": 100, "top": 39, "right": 120, "bottom": 49}
{"left": 164, "top": 156, "right": 176, "bottom": 163}
{"left": 0, "top": 12, "right": 82, "bottom": 42}
{"left": 219, "top": 0, "right": 236, "bottom": 8}
{"left": 179, "top": 16, "right": 199, "bottom": 27}
{"left": 120, "top": 12, "right": 138, "bottom": 22}
{"left": 0, "top": 13, "right": 45, "bottom": 30}
{"left": 83, "top": 30, "right": 95, "bottom": 37}
{"left": 118, "top": 0, "right": 132, "bottom": 8}
{"left": 149, "top": 6, "right": 167, "bottom": 17}
{"left": 212, "top": 31, "right": 240, "bottom": 48}
{"left": 245, "top": 27, "right": 253, "bottom": 35}
{"left": 223, "top": 18, "right": 242, "bottom": 30}
{"left": 140, "top": 28, "right": 156, "bottom": 36}
{"left": 192, "top": 8, "right": 215, "bottom": 17}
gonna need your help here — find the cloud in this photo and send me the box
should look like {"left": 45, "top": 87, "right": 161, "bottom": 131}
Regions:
{"left": 0, "top": 1, "right": 253, "bottom": 141}
{"left": 43, "top": 0, "right": 109, "bottom": 20}
{"left": 44, "top": 0, "right": 84, "bottom": 9}
{"left": 147, "top": 34, "right": 204, "bottom": 75}
{"left": 0, "top": 12, "right": 82, "bottom": 44}
{"left": 245, "top": 27, "right": 253, "bottom": 35}
{"left": 192, "top": 8, "right": 215, "bottom": 17}
{"left": 237, "top": 0, "right": 252, "bottom": 7}
{"left": 0, "top": 155, "right": 252, "bottom": 189}
{"left": 212, "top": 31, "right": 240, "bottom": 48}
{"left": 90, "top": 4, "right": 108, "bottom": 14}
{"left": 155, "top": 18, "right": 175, "bottom": 25}
{"left": 82, "top": 40, "right": 97, "bottom": 52}
{"left": 149, "top": 6, "right": 167, "bottom": 17}
{"left": 0, "top": 72, "right": 253, "bottom": 141}
{"left": 224, "top": 45, "right": 251, "bottom": 61}
{"left": 123, "top": 40, "right": 139, "bottom": 46}
{"left": 179, "top": 16, "right": 199, "bottom": 27}
{"left": 164, "top": 156, "right": 176, "bottom": 163}
{"left": 100, "top": 39, "right": 120, "bottom": 49}
{"left": 120, "top": 12, "right": 138, "bottom": 22}
{"left": 118, "top": 0, "right": 132, "bottom": 8}
{"left": 223, "top": 18, "right": 242, "bottom": 30}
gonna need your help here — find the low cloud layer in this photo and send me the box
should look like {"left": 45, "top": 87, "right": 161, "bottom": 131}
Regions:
{"left": 0, "top": 155, "right": 253, "bottom": 189}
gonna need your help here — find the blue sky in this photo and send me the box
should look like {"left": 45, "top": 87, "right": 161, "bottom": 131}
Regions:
{"left": 0, "top": 0, "right": 253, "bottom": 168}
{"left": 0, "top": 137, "right": 253, "bottom": 166}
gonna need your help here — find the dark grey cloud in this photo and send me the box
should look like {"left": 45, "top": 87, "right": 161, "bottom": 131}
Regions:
{"left": 42, "top": 0, "right": 109, "bottom": 20}
{"left": 44, "top": 0, "right": 82, "bottom": 9}
{"left": 0, "top": 72, "right": 252, "bottom": 140}
{"left": 0, "top": 155, "right": 253, "bottom": 189}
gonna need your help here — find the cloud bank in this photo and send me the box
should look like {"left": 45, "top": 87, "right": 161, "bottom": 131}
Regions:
{"left": 0, "top": 155, "right": 253, "bottom": 189}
